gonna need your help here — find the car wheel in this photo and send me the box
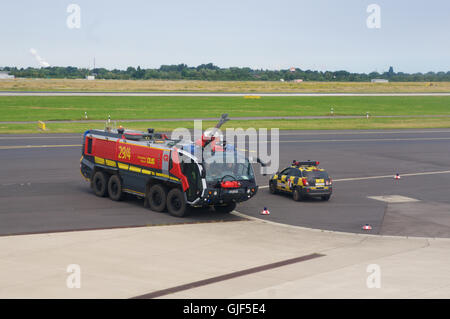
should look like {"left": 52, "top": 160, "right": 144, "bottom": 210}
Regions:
{"left": 269, "top": 181, "right": 277, "bottom": 194}
{"left": 147, "top": 184, "right": 167, "bottom": 212}
{"left": 293, "top": 188, "right": 303, "bottom": 201}
{"left": 167, "top": 188, "right": 188, "bottom": 217}
{"left": 108, "top": 174, "right": 123, "bottom": 201}
{"left": 92, "top": 171, "right": 108, "bottom": 197}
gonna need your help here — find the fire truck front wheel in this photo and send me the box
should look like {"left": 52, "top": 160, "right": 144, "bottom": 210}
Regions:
{"left": 167, "top": 188, "right": 188, "bottom": 217}
{"left": 92, "top": 171, "right": 108, "bottom": 197}
{"left": 108, "top": 174, "right": 123, "bottom": 201}
{"left": 147, "top": 184, "right": 167, "bottom": 212}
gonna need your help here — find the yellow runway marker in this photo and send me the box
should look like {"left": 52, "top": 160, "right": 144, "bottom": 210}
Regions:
{"left": 38, "top": 121, "right": 47, "bottom": 131}
{"left": 0, "top": 144, "right": 81, "bottom": 150}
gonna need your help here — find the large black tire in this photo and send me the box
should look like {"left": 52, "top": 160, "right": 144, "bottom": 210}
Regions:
{"left": 293, "top": 187, "right": 303, "bottom": 201}
{"left": 92, "top": 171, "right": 108, "bottom": 197}
{"left": 215, "top": 202, "right": 237, "bottom": 214}
{"left": 321, "top": 194, "right": 331, "bottom": 201}
{"left": 147, "top": 184, "right": 167, "bottom": 212}
{"left": 269, "top": 181, "right": 278, "bottom": 194}
{"left": 108, "top": 174, "right": 123, "bottom": 201}
{"left": 166, "top": 188, "right": 188, "bottom": 217}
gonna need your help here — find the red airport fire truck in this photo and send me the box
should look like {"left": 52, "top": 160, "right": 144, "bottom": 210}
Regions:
{"left": 80, "top": 115, "right": 259, "bottom": 217}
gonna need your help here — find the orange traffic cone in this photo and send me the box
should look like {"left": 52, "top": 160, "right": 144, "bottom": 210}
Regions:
{"left": 260, "top": 207, "right": 270, "bottom": 215}
{"left": 394, "top": 173, "right": 401, "bottom": 180}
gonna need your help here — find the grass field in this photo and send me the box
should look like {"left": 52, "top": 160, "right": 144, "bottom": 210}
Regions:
{"left": 1, "top": 96, "right": 450, "bottom": 122}
{"left": 1, "top": 95, "right": 449, "bottom": 134}
{"left": 2, "top": 117, "right": 450, "bottom": 134}
{"left": 1, "top": 78, "right": 450, "bottom": 93}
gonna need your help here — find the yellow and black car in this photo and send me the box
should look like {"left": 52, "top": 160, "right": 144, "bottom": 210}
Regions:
{"left": 269, "top": 161, "right": 332, "bottom": 201}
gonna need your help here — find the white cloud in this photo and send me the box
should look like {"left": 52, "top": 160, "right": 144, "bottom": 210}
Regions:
{"left": 30, "top": 48, "right": 50, "bottom": 67}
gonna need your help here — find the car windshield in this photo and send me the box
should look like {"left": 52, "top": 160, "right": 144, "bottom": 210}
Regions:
{"left": 303, "top": 171, "right": 329, "bottom": 180}
{"left": 203, "top": 152, "right": 254, "bottom": 183}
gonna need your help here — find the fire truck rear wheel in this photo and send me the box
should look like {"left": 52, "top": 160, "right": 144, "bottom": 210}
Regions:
{"left": 108, "top": 174, "right": 123, "bottom": 201}
{"left": 147, "top": 184, "right": 167, "bottom": 212}
{"left": 92, "top": 171, "right": 108, "bottom": 197}
{"left": 167, "top": 188, "right": 188, "bottom": 217}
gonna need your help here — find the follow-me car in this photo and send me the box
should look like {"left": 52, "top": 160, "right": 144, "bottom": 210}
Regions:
{"left": 269, "top": 161, "right": 332, "bottom": 201}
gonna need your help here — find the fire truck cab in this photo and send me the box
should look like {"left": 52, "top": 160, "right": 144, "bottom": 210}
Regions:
{"left": 80, "top": 122, "right": 258, "bottom": 217}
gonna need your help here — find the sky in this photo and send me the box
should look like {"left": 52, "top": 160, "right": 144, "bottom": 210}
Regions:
{"left": 0, "top": 0, "right": 449, "bottom": 73}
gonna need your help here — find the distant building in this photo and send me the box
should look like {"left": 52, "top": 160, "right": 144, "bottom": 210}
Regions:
{"left": 0, "top": 71, "right": 14, "bottom": 79}
{"left": 289, "top": 67, "right": 296, "bottom": 72}
{"left": 293, "top": 79, "right": 303, "bottom": 83}
{"left": 86, "top": 75, "right": 95, "bottom": 80}
{"left": 371, "top": 79, "right": 389, "bottom": 83}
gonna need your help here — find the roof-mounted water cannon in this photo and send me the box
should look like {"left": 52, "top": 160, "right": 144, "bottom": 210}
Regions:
{"left": 197, "top": 113, "right": 230, "bottom": 149}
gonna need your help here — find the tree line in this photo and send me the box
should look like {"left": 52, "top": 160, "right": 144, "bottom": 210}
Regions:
{"left": 2, "top": 63, "right": 450, "bottom": 82}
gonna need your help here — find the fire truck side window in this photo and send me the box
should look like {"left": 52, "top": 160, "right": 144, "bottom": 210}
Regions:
{"left": 86, "top": 137, "right": 93, "bottom": 154}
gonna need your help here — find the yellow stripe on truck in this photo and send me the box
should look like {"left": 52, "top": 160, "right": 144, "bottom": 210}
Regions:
{"left": 105, "top": 159, "right": 116, "bottom": 167}
{"left": 118, "top": 163, "right": 129, "bottom": 170}
{"left": 129, "top": 165, "right": 141, "bottom": 173}
{"left": 94, "top": 156, "right": 105, "bottom": 165}
{"left": 123, "top": 188, "right": 145, "bottom": 196}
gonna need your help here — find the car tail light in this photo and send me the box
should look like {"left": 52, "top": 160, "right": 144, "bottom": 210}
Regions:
{"left": 302, "top": 178, "right": 309, "bottom": 186}
{"left": 326, "top": 179, "right": 332, "bottom": 186}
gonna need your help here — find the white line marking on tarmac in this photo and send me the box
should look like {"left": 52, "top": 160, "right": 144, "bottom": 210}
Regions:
{"left": 368, "top": 195, "right": 420, "bottom": 203}
{"left": 276, "top": 130, "right": 450, "bottom": 136}
{"left": 0, "top": 144, "right": 81, "bottom": 150}
{"left": 258, "top": 170, "right": 450, "bottom": 189}
{"left": 1, "top": 129, "right": 450, "bottom": 140}
{"left": 276, "top": 137, "right": 450, "bottom": 143}
{"left": 0, "top": 136, "right": 81, "bottom": 140}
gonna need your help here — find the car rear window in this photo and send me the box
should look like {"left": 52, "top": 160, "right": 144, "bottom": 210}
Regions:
{"left": 303, "top": 171, "right": 329, "bottom": 179}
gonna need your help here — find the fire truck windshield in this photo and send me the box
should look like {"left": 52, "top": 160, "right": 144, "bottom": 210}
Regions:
{"left": 203, "top": 152, "right": 254, "bottom": 183}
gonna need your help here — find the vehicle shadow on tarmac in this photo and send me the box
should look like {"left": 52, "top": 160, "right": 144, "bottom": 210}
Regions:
{"left": 78, "top": 185, "right": 244, "bottom": 223}
{"left": 271, "top": 191, "right": 328, "bottom": 202}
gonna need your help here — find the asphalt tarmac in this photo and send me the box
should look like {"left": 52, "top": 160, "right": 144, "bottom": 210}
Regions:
{"left": 1, "top": 129, "right": 450, "bottom": 237}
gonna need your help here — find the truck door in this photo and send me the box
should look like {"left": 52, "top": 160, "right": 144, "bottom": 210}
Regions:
{"left": 182, "top": 162, "right": 202, "bottom": 202}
